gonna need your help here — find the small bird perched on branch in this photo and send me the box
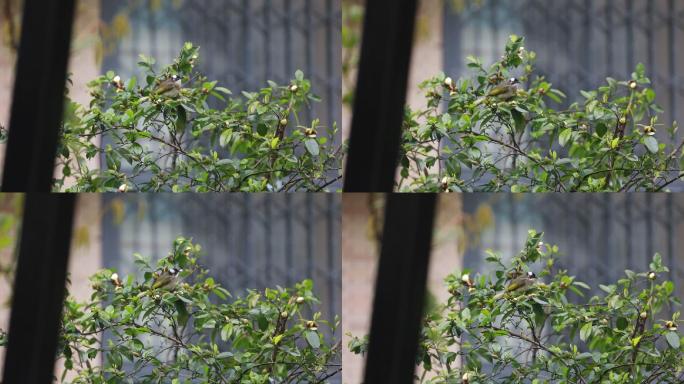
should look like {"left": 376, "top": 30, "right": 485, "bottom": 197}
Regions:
{"left": 494, "top": 271, "right": 537, "bottom": 299}
{"left": 154, "top": 74, "right": 182, "bottom": 98}
{"left": 152, "top": 267, "right": 182, "bottom": 290}
{"left": 135, "top": 267, "right": 182, "bottom": 298}
{"left": 473, "top": 77, "right": 521, "bottom": 106}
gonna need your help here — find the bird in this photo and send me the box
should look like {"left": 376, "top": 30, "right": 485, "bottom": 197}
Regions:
{"left": 494, "top": 271, "right": 537, "bottom": 299}
{"left": 473, "top": 77, "right": 520, "bottom": 106}
{"left": 151, "top": 267, "right": 182, "bottom": 290}
{"left": 154, "top": 75, "right": 182, "bottom": 98}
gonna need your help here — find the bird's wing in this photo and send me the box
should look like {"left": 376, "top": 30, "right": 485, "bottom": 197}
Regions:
{"left": 487, "top": 86, "right": 505, "bottom": 97}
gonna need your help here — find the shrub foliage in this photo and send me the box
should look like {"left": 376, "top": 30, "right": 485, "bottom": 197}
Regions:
{"left": 399, "top": 36, "right": 683, "bottom": 192}
{"left": 349, "top": 230, "right": 683, "bottom": 383}
{"left": 56, "top": 43, "right": 342, "bottom": 192}
{"left": 0, "top": 237, "right": 341, "bottom": 383}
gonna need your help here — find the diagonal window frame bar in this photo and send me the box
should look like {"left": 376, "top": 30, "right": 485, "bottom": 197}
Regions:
{"left": 1, "top": 0, "right": 76, "bottom": 191}
{"left": 364, "top": 194, "right": 436, "bottom": 382}
{"left": 2, "top": 194, "right": 76, "bottom": 384}
{"left": 343, "top": 0, "right": 418, "bottom": 192}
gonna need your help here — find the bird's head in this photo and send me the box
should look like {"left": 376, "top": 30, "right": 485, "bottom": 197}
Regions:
{"left": 526, "top": 271, "right": 537, "bottom": 279}
{"left": 509, "top": 77, "right": 520, "bottom": 85}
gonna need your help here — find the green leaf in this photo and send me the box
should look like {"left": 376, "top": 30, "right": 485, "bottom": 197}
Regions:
{"left": 511, "top": 109, "right": 526, "bottom": 134}
{"left": 573, "top": 281, "right": 590, "bottom": 290}
{"left": 616, "top": 317, "right": 628, "bottom": 330}
{"left": 595, "top": 122, "right": 607, "bottom": 137}
{"left": 126, "top": 76, "right": 137, "bottom": 91}
{"left": 220, "top": 324, "right": 232, "bottom": 342}
{"left": 305, "top": 330, "right": 320, "bottom": 349}
{"left": 559, "top": 128, "right": 572, "bottom": 147}
{"left": 257, "top": 315, "right": 269, "bottom": 331}
{"left": 580, "top": 90, "right": 595, "bottom": 100}
{"left": 665, "top": 332, "right": 680, "bottom": 349}
{"left": 599, "top": 284, "right": 614, "bottom": 293}
{"left": 174, "top": 300, "right": 189, "bottom": 327}
{"left": 175, "top": 107, "right": 187, "bottom": 132}
{"left": 643, "top": 136, "right": 658, "bottom": 154}
{"left": 579, "top": 322, "right": 592, "bottom": 342}
{"left": 272, "top": 333, "right": 284, "bottom": 345}
{"left": 304, "top": 138, "right": 319, "bottom": 156}
{"left": 219, "top": 129, "right": 232, "bottom": 147}
{"left": 256, "top": 122, "right": 268, "bottom": 136}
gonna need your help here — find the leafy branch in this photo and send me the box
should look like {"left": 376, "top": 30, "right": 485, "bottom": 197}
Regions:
{"left": 398, "top": 35, "right": 683, "bottom": 192}
{"left": 55, "top": 42, "right": 342, "bottom": 192}
{"left": 0, "top": 237, "right": 341, "bottom": 383}
{"left": 349, "top": 230, "right": 683, "bottom": 383}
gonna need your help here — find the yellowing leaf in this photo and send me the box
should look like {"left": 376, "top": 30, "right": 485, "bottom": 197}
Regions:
{"left": 273, "top": 334, "right": 284, "bottom": 345}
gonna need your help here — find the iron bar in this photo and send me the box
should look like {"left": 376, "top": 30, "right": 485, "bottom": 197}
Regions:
{"left": 364, "top": 194, "right": 436, "bottom": 383}
{"left": 2, "top": 0, "right": 76, "bottom": 191}
{"left": 343, "top": 0, "right": 418, "bottom": 191}
{"left": 2, "top": 194, "right": 76, "bottom": 383}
